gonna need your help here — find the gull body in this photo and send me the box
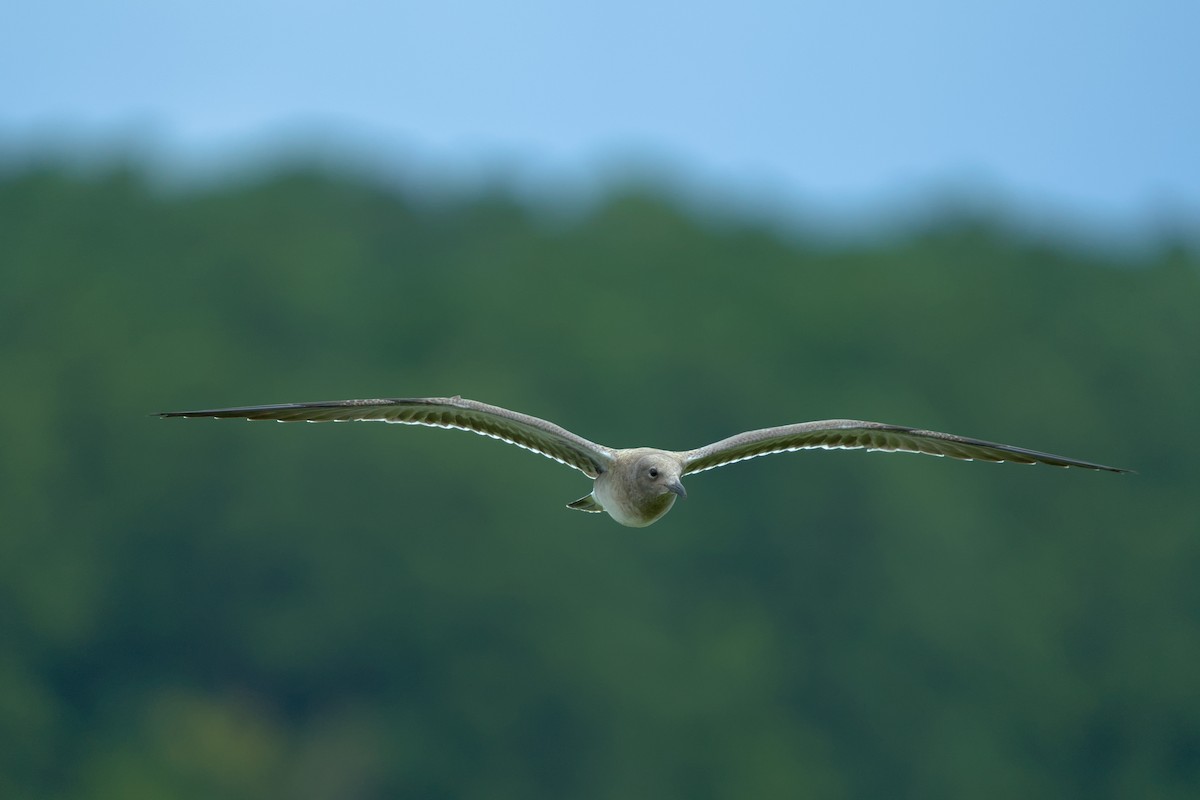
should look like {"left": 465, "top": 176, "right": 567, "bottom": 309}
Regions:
{"left": 159, "top": 395, "right": 1129, "bottom": 527}
{"left": 592, "top": 449, "right": 688, "bottom": 528}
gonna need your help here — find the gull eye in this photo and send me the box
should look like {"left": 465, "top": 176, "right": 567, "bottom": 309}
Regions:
{"left": 648, "top": 468, "right": 659, "bottom": 478}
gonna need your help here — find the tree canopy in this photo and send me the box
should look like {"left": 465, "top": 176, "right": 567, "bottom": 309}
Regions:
{"left": 1, "top": 162, "right": 1197, "bottom": 799}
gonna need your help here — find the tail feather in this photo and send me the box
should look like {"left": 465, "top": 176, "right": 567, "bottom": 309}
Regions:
{"left": 567, "top": 494, "right": 603, "bottom": 513}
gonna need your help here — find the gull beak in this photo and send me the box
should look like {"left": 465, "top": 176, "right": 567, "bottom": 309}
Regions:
{"left": 667, "top": 478, "right": 687, "bottom": 499}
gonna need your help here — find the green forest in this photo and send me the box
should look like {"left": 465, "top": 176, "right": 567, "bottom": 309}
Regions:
{"left": 1, "top": 160, "right": 1197, "bottom": 799}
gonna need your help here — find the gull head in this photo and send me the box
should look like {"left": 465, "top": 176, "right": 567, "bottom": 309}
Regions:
{"left": 632, "top": 451, "right": 687, "bottom": 501}
{"left": 625, "top": 451, "right": 685, "bottom": 526}
{"left": 594, "top": 449, "right": 689, "bottom": 527}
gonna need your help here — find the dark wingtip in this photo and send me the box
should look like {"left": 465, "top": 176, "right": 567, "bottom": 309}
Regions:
{"left": 1072, "top": 458, "right": 1135, "bottom": 475}
{"left": 1072, "top": 461, "right": 1134, "bottom": 475}
{"left": 156, "top": 409, "right": 232, "bottom": 419}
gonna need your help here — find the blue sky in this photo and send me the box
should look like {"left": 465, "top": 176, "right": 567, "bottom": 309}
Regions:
{"left": 3, "top": 1, "right": 1197, "bottom": 237}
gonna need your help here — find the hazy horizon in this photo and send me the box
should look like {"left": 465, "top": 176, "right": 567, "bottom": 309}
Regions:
{"left": 5, "top": 0, "right": 1197, "bottom": 245}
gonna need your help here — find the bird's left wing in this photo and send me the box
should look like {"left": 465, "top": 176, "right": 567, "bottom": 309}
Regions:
{"left": 159, "top": 396, "right": 615, "bottom": 477}
{"left": 681, "top": 419, "right": 1130, "bottom": 475}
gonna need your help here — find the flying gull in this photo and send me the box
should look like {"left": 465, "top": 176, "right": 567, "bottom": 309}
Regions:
{"left": 159, "top": 396, "right": 1129, "bottom": 527}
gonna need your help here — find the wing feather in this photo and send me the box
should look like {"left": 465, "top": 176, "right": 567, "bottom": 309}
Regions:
{"left": 682, "top": 419, "right": 1129, "bottom": 475}
{"left": 159, "top": 396, "right": 614, "bottom": 477}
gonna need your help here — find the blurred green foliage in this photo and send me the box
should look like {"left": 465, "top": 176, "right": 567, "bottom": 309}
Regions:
{"left": 0, "top": 162, "right": 1197, "bottom": 799}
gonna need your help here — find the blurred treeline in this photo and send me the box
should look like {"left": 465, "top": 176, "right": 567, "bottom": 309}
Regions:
{"left": 1, "top": 161, "right": 1197, "bottom": 799}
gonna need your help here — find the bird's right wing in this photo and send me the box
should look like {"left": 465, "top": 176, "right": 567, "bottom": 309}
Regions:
{"left": 159, "top": 396, "right": 615, "bottom": 477}
{"left": 681, "top": 419, "right": 1130, "bottom": 475}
